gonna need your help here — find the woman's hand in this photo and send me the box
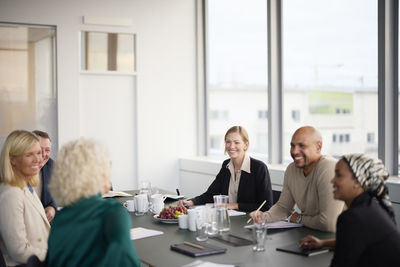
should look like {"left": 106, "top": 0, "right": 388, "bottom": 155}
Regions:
{"left": 227, "top": 203, "right": 239, "bottom": 210}
{"left": 177, "top": 200, "right": 194, "bottom": 208}
{"left": 299, "top": 235, "right": 324, "bottom": 249}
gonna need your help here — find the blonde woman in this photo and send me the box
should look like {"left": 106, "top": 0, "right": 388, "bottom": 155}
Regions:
{"left": 0, "top": 130, "right": 50, "bottom": 266}
{"left": 178, "top": 126, "right": 273, "bottom": 212}
{"left": 47, "top": 138, "right": 140, "bottom": 267}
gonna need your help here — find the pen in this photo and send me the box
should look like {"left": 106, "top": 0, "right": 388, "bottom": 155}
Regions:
{"left": 184, "top": 241, "right": 204, "bottom": 250}
{"left": 176, "top": 188, "right": 180, "bottom": 196}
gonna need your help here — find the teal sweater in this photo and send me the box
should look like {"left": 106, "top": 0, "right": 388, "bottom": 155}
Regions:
{"left": 47, "top": 195, "right": 140, "bottom": 267}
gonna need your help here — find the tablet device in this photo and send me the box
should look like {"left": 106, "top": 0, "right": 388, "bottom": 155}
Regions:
{"left": 211, "top": 234, "right": 253, "bottom": 247}
{"left": 276, "top": 243, "right": 330, "bottom": 256}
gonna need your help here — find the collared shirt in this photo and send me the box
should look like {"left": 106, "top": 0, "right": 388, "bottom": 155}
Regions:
{"left": 227, "top": 153, "right": 251, "bottom": 204}
{"left": 33, "top": 172, "right": 42, "bottom": 199}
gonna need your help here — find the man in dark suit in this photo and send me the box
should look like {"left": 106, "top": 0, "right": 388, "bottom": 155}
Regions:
{"left": 33, "top": 130, "right": 57, "bottom": 223}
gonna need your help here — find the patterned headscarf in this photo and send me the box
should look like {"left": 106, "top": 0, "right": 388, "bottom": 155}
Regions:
{"left": 342, "top": 153, "right": 393, "bottom": 218}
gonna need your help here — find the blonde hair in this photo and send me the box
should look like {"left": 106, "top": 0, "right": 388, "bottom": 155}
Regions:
{"left": 49, "top": 138, "right": 111, "bottom": 206}
{"left": 224, "top": 126, "right": 249, "bottom": 153}
{"left": 0, "top": 130, "right": 40, "bottom": 188}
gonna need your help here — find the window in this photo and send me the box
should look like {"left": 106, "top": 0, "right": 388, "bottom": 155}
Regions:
{"left": 81, "top": 31, "right": 135, "bottom": 72}
{"left": 291, "top": 110, "right": 300, "bottom": 122}
{"left": 206, "top": 0, "right": 268, "bottom": 158}
{"left": 283, "top": 0, "right": 377, "bottom": 162}
{"left": 258, "top": 110, "right": 268, "bottom": 120}
{"left": 0, "top": 23, "right": 58, "bottom": 153}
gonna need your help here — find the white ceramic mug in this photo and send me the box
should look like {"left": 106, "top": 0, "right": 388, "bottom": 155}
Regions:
{"left": 124, "top": 199, "right": 135, "bottom": 212}
{"left": 150, "top": 194, "right": 164, "bottom": 214}
{"left": 134, "top": 194, "right": 149, "bottom": 216}
{"left": 187, "top": 209, "right": 197, "bottom": 232}
{"left": 178, "top": 214, "right": 188, "bottom": 229}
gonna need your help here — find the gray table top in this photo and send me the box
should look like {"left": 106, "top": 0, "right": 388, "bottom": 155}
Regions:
{"left": 116, "top": 192, "right": 335, "bottom": 267}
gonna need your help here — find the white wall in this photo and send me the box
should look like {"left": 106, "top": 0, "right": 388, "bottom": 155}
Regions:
{"left": 0, "top": 0, "right": 198, "bottom": 191}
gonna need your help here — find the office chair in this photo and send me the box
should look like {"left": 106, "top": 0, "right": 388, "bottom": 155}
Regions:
{"left": 15, "top": 255, "right": 46, "bottom": 267}
{"left": 0, "top": 249, "right": 6, "bottom": 267}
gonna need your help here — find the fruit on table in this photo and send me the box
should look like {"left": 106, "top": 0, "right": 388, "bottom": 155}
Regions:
{"left": 158, "top": 205, "right": 187, "bottom": 219}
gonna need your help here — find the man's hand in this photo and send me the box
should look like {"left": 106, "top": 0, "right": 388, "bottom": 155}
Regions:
{"left": 289, "top": 212, "right": 301, "bottom": 223}
{"left": 45, "top": 206, "right": 56, "bottom": 223}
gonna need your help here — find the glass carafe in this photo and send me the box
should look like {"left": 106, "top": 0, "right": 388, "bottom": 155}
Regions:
{"left": 213, "top": 195, "right": 230, "bottom": 233}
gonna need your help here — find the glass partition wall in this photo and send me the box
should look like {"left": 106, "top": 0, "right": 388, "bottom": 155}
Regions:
{"left": 0, "top": 23, "right": 57, "bottom": 154}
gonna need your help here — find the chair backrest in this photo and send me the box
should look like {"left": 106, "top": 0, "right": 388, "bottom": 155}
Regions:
{"left": 272, "top": 190, "right": 281, "bottom": 205}
{"left": 0, "top": 249, "right": 6, "bottom": 267}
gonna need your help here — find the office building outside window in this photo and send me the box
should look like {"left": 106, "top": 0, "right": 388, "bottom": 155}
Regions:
{"left": 282, "top": 0, "right": 378, "bottom": 163}
{"left": 206, "top": 0, "right": 269, "bottom": 159}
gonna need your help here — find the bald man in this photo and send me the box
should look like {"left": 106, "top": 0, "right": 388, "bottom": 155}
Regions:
{"left": 258, "top": 126, "right": 344, "bottom": 232}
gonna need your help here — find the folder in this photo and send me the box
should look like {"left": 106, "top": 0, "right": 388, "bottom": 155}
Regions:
{"left": 276, "top": 243, "right": 330, "bottom": 256}
{"left": 170, "top": 242, "right": 227, "bottom": 257}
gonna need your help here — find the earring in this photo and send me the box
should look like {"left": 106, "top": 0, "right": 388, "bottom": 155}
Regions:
{"left": 353, "top": 184, "right": 359, "bottom": 189}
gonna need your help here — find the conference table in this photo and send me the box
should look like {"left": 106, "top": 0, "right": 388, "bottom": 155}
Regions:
{"left": 117, "top": 192, "right": 335, "bottom": 267}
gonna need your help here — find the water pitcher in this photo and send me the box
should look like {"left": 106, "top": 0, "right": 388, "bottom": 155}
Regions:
{"left": 213, "top": 195, "right": 230, "bottom": 233}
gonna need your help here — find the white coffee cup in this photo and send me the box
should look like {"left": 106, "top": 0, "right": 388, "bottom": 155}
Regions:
{"left": 178, "top": 214, "right": 188, "bottom": 229}
{"left": 150, "top": 194, "right": 164, "bottom": 214}
{"left": 124, "top": 199, "right": 135, "bottom": 212}
{"left": 187, "top": 209, "right": 197, "bottom": 232}
{"left": 134, "top": 194, "right": 149, "bottom": 216}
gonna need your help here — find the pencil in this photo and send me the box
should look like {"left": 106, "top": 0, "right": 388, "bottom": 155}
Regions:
{"left": 184, "top": 241, "right": 204, "bottom": 250}
{"left": 247, "top": 200, "right": 266, "bottom": 224}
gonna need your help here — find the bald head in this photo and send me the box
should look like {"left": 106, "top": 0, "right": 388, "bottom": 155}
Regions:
{"left": 290, "top": 126, "right": 323, "bottom": 176}
{"left": 293, "top": 126, "right": 322, "bottom": 144}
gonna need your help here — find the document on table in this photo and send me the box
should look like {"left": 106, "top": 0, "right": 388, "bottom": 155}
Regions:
{"left": 244, "top": 220, "right": 303, "bottom": 230}
{"left": 227, "top": 210, "right": 246, "bottom": 216}
{"left": 102, "top": 191, "right": 133, "bottom": 198}
{"left": 130, "top": 227, "right": 163, "bottom": 240}
{"left": 182, "top": 260, "right": 234, "bottom": 267}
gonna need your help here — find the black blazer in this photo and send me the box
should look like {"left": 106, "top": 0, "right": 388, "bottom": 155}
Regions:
{"left": 331, "top": 192, "right": 400, "bottom": 267}
{"left": 40, "top": 158, "right": 57, "bottom": 210}
{"left": 191, "top": 157, "right": 273, "bottom": 212}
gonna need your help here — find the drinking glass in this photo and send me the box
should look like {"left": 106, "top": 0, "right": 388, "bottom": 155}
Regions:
{"left": 196, "top": 216, "right": 208, "bottom": 242}
{"left": 252, "top": 211, "right": 267, "bottom": 252}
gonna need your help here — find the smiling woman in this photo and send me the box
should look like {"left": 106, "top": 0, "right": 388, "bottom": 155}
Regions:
{"left": 0, "top": 130, "right": 50, "bottom": 266}
{"left": 178, "top": 126, "right": 273, "bottom": 212}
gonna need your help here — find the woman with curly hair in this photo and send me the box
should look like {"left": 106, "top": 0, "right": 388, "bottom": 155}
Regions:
{"left": 47, "top": 138, "right": 140, "bottom": 267}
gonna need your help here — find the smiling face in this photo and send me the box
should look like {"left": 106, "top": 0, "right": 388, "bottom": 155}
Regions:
{"left": 10, "top": 142, "right": 42, "bottom": 180}
{"left": 38, "top": 137, "right": 51, "bottom": 167}
{"left": 225, "top": 132, "right": 248, "bottom": 161}
{"left": 290, "top": 127, "right": 322, "bottom": 176}
{"left": 331, "top": 159, "right": 364, "bottom": 206}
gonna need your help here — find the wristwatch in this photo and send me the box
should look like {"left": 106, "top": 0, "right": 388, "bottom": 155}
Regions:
{"left": 296, "top": 214, "right": 302, "bottom": 224}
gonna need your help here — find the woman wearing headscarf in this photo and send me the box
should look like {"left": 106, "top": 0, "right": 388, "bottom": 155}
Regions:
{"left": 299, "top": 153, "right": 400, "bottom": 267}
{"left": 46, "top": 138, "right": 140, "bottom": 267}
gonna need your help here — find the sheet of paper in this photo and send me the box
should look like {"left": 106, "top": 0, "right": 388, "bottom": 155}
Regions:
{"left": 244, "top": 220, "right": 303, "bottom": 230}
{"left": 182, "top": 260, "right": 234, "bottom": 267}
{"left": 227, "top": 210, "right": 246, "bottom": 216}
{"left": 130, "top": 227, "right": 163, "bottom": 240}
{"left": 102, "top": 191, "right": 133, "bottom": 198}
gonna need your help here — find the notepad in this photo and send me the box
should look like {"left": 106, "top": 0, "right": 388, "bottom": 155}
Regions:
{"left": 102, "top": 191, "right": 133, "bottom": 198}
{"left": 276, "top": 243, "right": 330, "bottom": 256}
{"left": 171, "top": 242, "right": 227, "bottom": 257}
{"left": 130, "top": 227, "right": 163, "bottom": 240}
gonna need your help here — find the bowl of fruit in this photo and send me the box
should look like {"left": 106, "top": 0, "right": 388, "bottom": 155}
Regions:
{"left": 154, "top": 205, "right": 188, "bottom": 224}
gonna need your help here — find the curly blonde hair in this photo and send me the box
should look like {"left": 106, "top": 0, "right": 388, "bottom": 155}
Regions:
{"left": 49, "top": 138, "right": 111, "bottom": 206}
{"left": 0, "top": 130, "right": 40, "bottom": 188}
